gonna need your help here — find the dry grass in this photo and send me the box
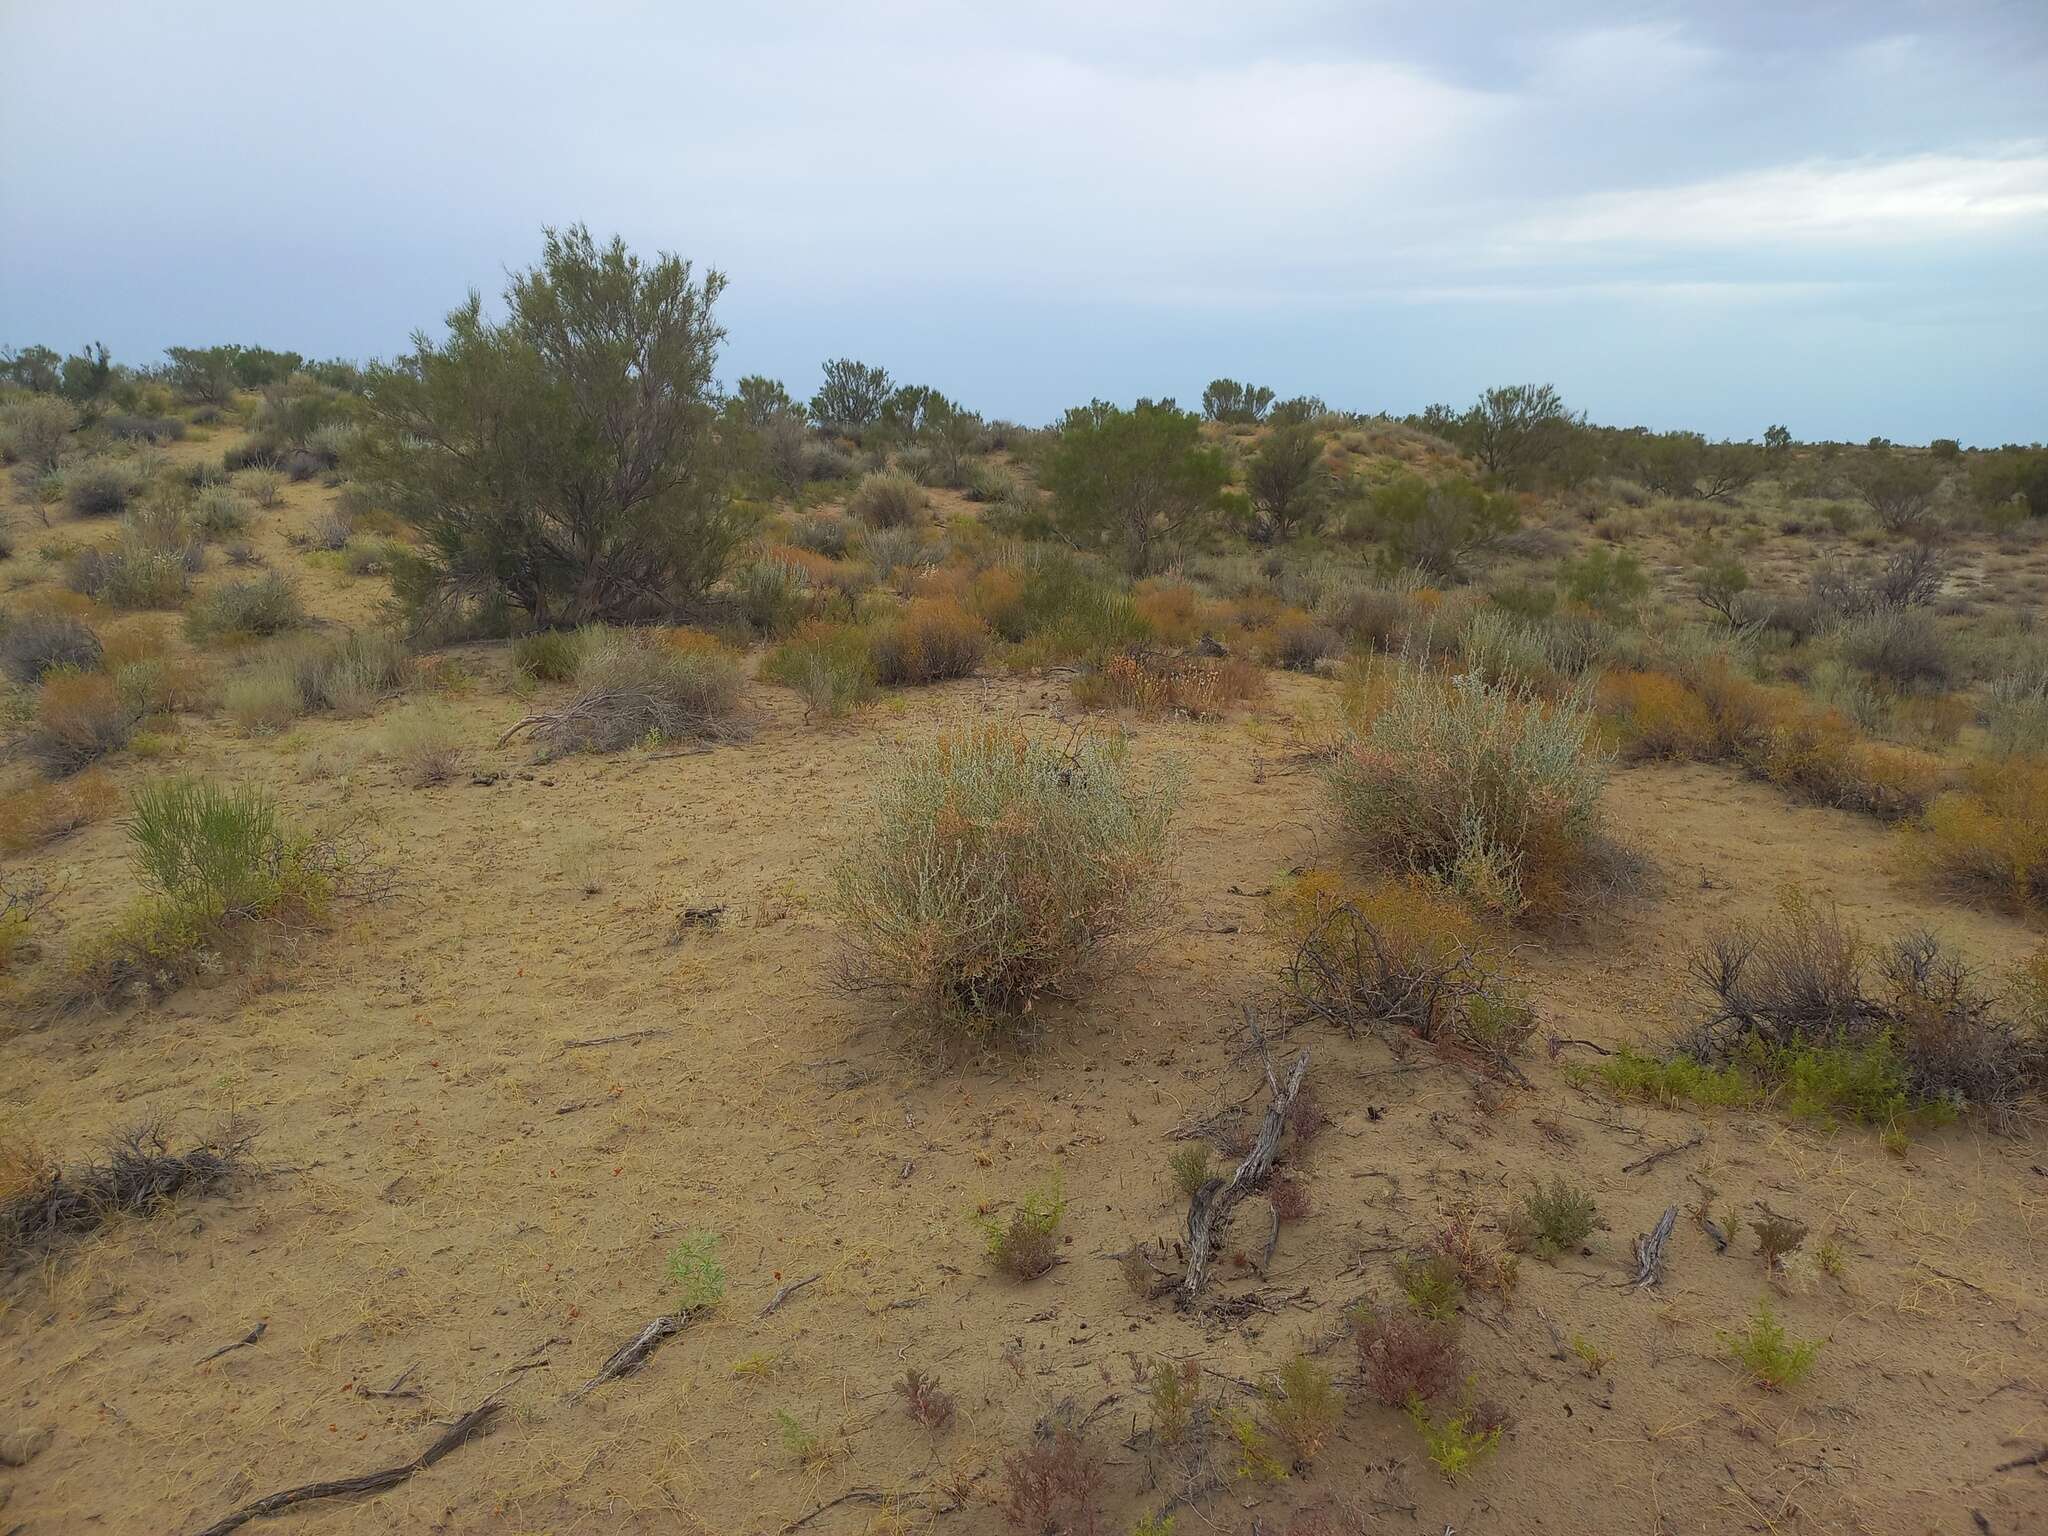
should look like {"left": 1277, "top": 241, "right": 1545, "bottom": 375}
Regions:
{"left": 832, "top": 725, "right": 1179, "bottom": 1028}
{"left": 869, "top": 598, "right": 989, "bottom": 685}
{"left": 0, "top": 769, "right": 120, "bottom": 851}
{"left": 1902, "top": 758, "right": 2048, "bottom": 912}
{"left": 1073, "top": 648, "right": 1267, "bottom": 718}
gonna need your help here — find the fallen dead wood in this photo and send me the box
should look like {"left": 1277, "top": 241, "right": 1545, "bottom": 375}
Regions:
{"left": 1631, "top": 1205, "right": 1678, "bottom": 1291}
{"left": 187, "top": 1391, "right": 504, "bottom": 1536}
{"left": 1623, "top": 1132, "right": 1704, "bottom": 1175}
{"left": 1180, "top": 1034, "right": 1310, "bottom": 1307}
{"left": 568, "top": 1312, "right": 691, "bottom": 1402}
{"left": 558, "top": 1028, "right": 672, "bottom": 1052}
{"left": 759, "top": 1273, "right": 821, "bottom": 1317}
{"left": 196, "top": 1321, "right": 267, "bottom": 1366}
{"left": 1993, "top": 1442, "right": 2048, "bottom": 1473}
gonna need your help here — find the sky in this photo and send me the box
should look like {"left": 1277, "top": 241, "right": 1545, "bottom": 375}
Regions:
{"left": 3, "top": 1, "right": 2045, "bottom": 444}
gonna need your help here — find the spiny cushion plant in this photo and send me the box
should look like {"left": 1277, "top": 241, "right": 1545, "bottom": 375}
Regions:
{"left": 832, "top": 725, "right": 1179, "bottom": 1029}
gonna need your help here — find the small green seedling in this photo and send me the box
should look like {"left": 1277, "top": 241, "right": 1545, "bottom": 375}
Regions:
{"left": 666, "top": 1229, "right": 726, "bottom": 1310}
{"left": 1397, "top": 1252, "right": 1464, "bottom": 1322}
{"left": 975, "top": 1170, "right": 1067, "bottom": 1279}
{"left": 1407, "top": 1396, "right": 1506, "bottom": 1482}
{"left": 1168, "top": 1144, "right": 1212, "bottom": 1199}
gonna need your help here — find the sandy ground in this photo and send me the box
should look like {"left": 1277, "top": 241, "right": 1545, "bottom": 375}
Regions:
{"left": 2, "top": 454, "right": 2046, "bottom": 1536}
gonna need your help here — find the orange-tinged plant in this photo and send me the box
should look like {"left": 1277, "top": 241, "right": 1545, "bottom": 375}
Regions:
{"left": 870, "top": 598, "right": 990, "bottom": 685}
{"left": 0, "top": 770, "right": 120, "bottom": 852}
{"left": 1903, "top": 758, "right": 2048, "bottom": 911}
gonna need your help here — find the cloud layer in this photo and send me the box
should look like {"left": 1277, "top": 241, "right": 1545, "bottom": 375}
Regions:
{"left": 3, "top": 0, "right": 2043, "bottom": 441}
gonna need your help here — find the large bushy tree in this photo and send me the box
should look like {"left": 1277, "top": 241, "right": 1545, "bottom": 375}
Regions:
{"left": 810, "top": 358, "right": 891, "bottom": 438}
{"left": 357, "top": 224, "right": 740, "bottom": 629}
{"left": 1242, "top": 421, "right": 1328, "bottom": 542}
{"left": 1044, "top": 400, "right": 1228, "bottom": 574}
{"left": 1464, "top": 383, "right": 1575, "bottom": 488}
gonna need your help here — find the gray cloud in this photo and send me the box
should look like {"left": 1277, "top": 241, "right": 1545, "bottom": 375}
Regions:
{"left": 3, "top": 0, "right": 2043, "bottom": 440}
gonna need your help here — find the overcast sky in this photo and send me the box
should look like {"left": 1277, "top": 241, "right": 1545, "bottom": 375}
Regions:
{"left": 4, "top": 1, "right": 2045, "bottom": 442}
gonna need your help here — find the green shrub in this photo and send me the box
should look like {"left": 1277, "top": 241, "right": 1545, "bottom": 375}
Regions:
{"left": 185, "top": 574, "right": 305, "bottom": 641}
{"left": 65, "top": 777, "right": 335, "bottom": 1002}
{"left": 1835, "top": 604, "right": 1950, "bottom": 689}
{"left": 1044, "top": 400, "right": 1228, "bottom": 575}
{"left": 356, "top": 225, "right": 742, "bottom": 628}
{"left": 733, "top": 558, "right": 811, "bottom": 637}
{"left": 975, "top": 1171, "right": 1066, "bottom": 1278}
{"left": 1328, "top": 664, "right": 1607, "bottom": 919}
{"left": 832, "top": 726, "right": 1179, "bottom": 1027}
{"left": 1407, "top": 1395, "right": 1507, "bottom": 1482}
{"left": 0, "top": 396, "right": 77, "bottom": 471}
{"left": 512, "top": 628, "right": 585, "bottom": 682}
{"left": 1362, "top": 474, "right": 1519, "bottom": 580}
{"left": 1560, "top": 546, "right": 1649, "bottom": 617}
{"left": 666, "top": 1229, "right": 727, "bottom": 1309}
{"left": 1505, "top": 1177, "right": 1601, "bottom": 1259}
{"left": 761, "top": 621, "right": 877, "bottom": 718}
{"left": 1719, "top": 1299, "right": 1820, "bottom": 1390}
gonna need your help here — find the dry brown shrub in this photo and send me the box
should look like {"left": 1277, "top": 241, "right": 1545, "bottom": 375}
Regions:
{"left": 1072, "top": 648, "right": 1266, "bottom": 718}
{"left": 0, "top": 770, "right": 120, "bottom": 851}
{"left": 869, "top": 597, "right": 988, "bottom": 685}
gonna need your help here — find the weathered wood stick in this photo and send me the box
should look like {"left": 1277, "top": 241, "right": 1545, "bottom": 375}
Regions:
{"left": 1180, "top": 1047, "right": 1310, "bottom": 1306}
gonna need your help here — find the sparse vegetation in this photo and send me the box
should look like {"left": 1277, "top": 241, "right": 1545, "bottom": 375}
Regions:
{"left": 665, "top": 1229, "right": 727, "bottom": 1309}
{"left": 1506, "top": 1177, "right": 1602, "bottom": 1259}
{"left": 977, "top": 1172, "right": 1067, "bottom": 1279}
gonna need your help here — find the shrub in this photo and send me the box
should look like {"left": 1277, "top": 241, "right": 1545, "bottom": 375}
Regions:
{"left": 1167, "top": 1144, "right": 1212, "bottom": 1198}
{"left": 761, "top": 621, "right": 877, "bottom": 718}
{"left": 1267, "top": 610, "right": 1341, "bottom": 671}
{"left": 512, "top": 628, "right": 585, "bottom": 682}
{"left": 0, "top": 771, "right": 119, "bottom": 852}
{"left": 730, "top": 557, "right": 810, "bottom": 637}
{"left": 221, "top": 662, "right": 304, "bottom": 734}
{"left": 1560, "top": 546, "right": 1649, "bottom": 617}
{"left": 1505, "top": 1178, "right": 1601, "bottom": 1259}
{"left": 998, "top": 1429, "right": 1104, "bottom": 1535}
{"left": 1351, "top": 1304, "right": 1463, "bottom": 1408}
{"left": 665, "top": 1229, "right": 726, "bottom": 1308}
{"left": 1262, "top": 1356, "right": 1342, "bottom": 1466}
{"left": 25, "top": 671, "right": 140, "bottom": 774}
{"left": 869, "top": 597, "right": 988, "bottom": 685}
{"left": 356, "top": 225, "right": 742, "bottom": 628}
{"left": 1273, "top": 871, "right": 1532, "bottom": 1071}
{"left": 1071, "top": 649, "right": 1265, "bottom": 718}
{"left": 381, "top": 703, "right": 464, "bottom": 786}
{"left": 233, "top": 468, "right": 284, "bottom": 508}
{"left": 831, "top": 725, "right": 1178, "bottom": 1027}
{"left": 896, "top": 1369, "right": 955, "bottom": 1430}
{"left": 67, "top": 541, "right": 191, "bottom": 610}
{"left": 1327, "top": 665, "right": 1608, "bottom": 919}
{"left": 846, "top": 470, "right": 926, "bottom": 529}
{"left": 977, "top": 1172, "right": 1067, "bottom": 1279}
{"left": 1856, "top": 454, "right": 1940, "bottom": 532}
{"left": 1597, "top": 668, "right": 1718, "bottom": 759}
{"left": 1903, "top": 758, "right": 2048, "bottom": 913}
{"left": 0, "top": 609, "right": 102, "bottom": 684}
{"left": 1408, "top": 1395, "right": 1508, "bottom": 1482}
{"left": 1363, "top": 474, "right": 1519, "bottom": 581}
{"left": 65, "top": 459, "right": 145, "bottom": 518}
{"left": 185, "top": 574, "right": 305, "bottom": 642}
{"left": 1984, "top": 672, "right": 2048, "bottom": 757}
{"left": 190, "top": 486, "right": 250, "bottom": 539}
{"left": 1044, "top": 400, "right": 1229, "bottom": 575}
{"left": 1243, "top": 423, "right": 1328, "bottom": 542}
{"left": 1397, "top": 1252, "right": 1465, "bottom": 1321}
{"left": 504, "top": 629, "right": 746, "bottom": 757}
{"left": 785, "top": 511, "right": 853, "bottom": 557}
{"left": 1719, "top": 1300, "right": 1820, "bottom": 1390}
{"left": 0, "top": 396, "right": 77, "bottom": 471}
{"left": 1681, "top": 893, "right": 2042, "bottom": 1128}
{"left": 1835, "top": 604, "right": 1950, "bottom": 689}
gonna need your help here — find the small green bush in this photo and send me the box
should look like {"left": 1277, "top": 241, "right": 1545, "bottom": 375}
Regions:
{"left": 512, "top": 628, "right": 585, "bottom": 682}
{"left": 1719, "top": 1299, "right": 1821, "bottom": 1390}
{"left": 976, "top": 1172, "right": 1066, "bottom": 1279}
{"left": 761, "top": 621, "right": 877, "bottom": 718}
{"left": 1506, "top": 1177, "right": 1601, "bottom": 1259}
{"left": 1167, "top": 1144, "right": 1211, "bottom": 1198}
{"left": 666, "top": 1229, "right": 727, "bottom": 1309}
{"left": 1407, "top": 1395, "right": 1507, "bottom": 1482}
